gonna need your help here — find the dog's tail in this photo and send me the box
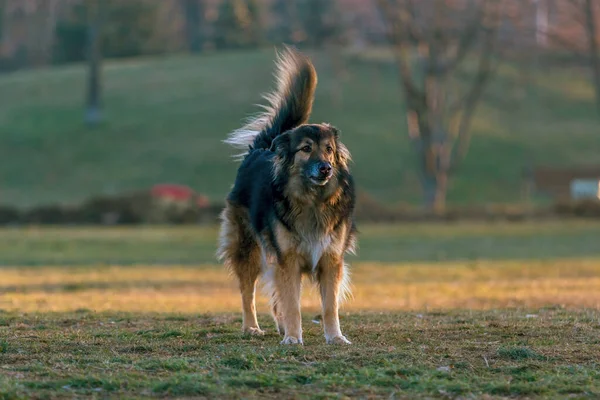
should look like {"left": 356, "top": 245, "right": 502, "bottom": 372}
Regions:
{"left": 224, "top": 46, "right": 317, "bottom": 158}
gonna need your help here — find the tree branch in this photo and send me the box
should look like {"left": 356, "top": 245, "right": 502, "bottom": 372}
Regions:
{"left": 375, "top": 0, "right": 426, "bottom": 105}
{"left": 433, "top": 0, "right": 484, "bottom": 76}
{"left": 451, "top": 1, "right": 502, "bottom": 168}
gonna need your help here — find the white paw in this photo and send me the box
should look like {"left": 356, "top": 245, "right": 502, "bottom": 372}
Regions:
{"left": 281, "top": 336, "right": 303, "bottom": 345}
{"left": 326, "top": 335, "right": 352, "bottom": 345}
{"left": 243, "top": 327, "right": 265, "bottom": 336}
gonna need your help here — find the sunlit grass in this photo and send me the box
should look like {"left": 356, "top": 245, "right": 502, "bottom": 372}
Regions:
{"left": 1, "top": 222, "right": 599, "bottom": 313}
{"left": 1, "top": 223, "right": 600, "bottom": 398}
{"left": 2, "top": 259, "right": 600, "bottom": 313}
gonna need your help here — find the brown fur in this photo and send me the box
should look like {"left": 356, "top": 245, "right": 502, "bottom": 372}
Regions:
{"left": 217, "top": 48, "right": 356, "bottom": 345}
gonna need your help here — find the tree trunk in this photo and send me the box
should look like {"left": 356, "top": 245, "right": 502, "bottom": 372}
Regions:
{"left": 425, "top": 70, "right": 450, "bottom": 214}
{"left": 181, "top": 0, "right": 204, "bottom": 53}
{"left": 584, "top": 0, "right": 600, "bottom": 115}
{"left": 417, "top": 165, "right": 449, "bottom": 213}
{"left": 85, "top": 0, "right": 103, "bottom": 126}
{"left": 40, "top": 0, "right": 59, "bottom": 65}
{"left": 271, "top": 0, "right": 295, "bottom": 44}
{"left": 420, "top": 173, "right": 438, "bottom": 210}
{"left": 0, "top": 0, "right": 11, "bottom": 59}
{"left": 416, "top": 164, "right": 449, "bottom": 212}
{"left": 413, "top": 134, "right": 450, "bottom": 212}
{"left": 433, "top": 170, "right": 448, "bottom": 214}
{"left": 535, "top": 0, "right": 548, "bottom": 47}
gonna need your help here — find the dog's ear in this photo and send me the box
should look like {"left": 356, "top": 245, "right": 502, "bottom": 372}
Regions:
{"left": 330, "top": 126, "right": 341, "bottom": 139}
{"left": 336, "top": 142, "right": 351, "bottom": 168}
{"left": 270, "top": 132, "right": 291, "bottom": 158}
{"left": 331, "top": 128, "right": 351, "bottom": 167}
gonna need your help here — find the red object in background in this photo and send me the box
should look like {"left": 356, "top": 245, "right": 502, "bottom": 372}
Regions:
{"left": 150, "top": 184, "right": 210, "bottom": 208}
{"left": 196, "top": 195, "right": 210, "bottom": 208}
{"left": 151, "top": 184, "right": 195, "bottom": 201}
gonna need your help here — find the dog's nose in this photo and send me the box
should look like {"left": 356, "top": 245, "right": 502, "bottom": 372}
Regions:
{"left": 319, "top": 162, "right": 332, "bottom": 175}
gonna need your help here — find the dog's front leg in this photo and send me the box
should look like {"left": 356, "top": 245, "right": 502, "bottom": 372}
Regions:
{"left": 274, "top": 253, "right": 303, "bottom": 344}
{"left": 318, "top": 253, "right": 351, "bottom": 345}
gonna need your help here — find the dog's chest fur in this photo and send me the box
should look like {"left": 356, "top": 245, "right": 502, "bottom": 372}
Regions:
{"left": 271, "top": 202, "right": 346, "bottom": 271}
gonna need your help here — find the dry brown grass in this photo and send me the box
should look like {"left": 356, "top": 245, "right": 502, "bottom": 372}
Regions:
{"left": 2, "top": 259, "right": 600, "bottom": 314}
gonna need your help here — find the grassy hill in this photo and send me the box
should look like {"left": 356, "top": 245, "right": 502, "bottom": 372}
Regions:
{"left": 0, "top": 48, "right": 598, "bottom": 208}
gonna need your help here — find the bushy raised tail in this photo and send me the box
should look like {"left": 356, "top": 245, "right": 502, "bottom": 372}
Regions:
{"left": 224, "top": 46, "right": 317, "bottom": 158}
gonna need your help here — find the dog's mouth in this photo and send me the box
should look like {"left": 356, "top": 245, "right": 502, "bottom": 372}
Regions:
{"left": 309, "top": 175, "right": 330, "bottom": 186}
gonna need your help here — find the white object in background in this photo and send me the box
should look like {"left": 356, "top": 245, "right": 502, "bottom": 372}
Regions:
{"left": 570, "top": 179, "right": 600, "bottom": 200}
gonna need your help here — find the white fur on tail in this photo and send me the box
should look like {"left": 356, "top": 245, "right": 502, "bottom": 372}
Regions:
{"left": 224, "top": 46, "right": 317, "bottom": 159}
{"left": 223, "top": 115, "right": 269, "bottom": 157}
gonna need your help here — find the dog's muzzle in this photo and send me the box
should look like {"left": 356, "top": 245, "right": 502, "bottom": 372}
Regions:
{"left": 307, "top": 162, "right": 333, "bottom": 185}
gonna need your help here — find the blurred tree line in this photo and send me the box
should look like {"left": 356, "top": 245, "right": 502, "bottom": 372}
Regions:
{"left": 0, "top": 0, "right": 351, "bottom": 72}
{"left": 1, "top": 0, "right": 598, "bottom": 211}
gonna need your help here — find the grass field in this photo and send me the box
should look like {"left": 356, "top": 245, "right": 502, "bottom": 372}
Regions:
{"left": 1, "top": 48, "right": 599, "bottom": 207}
{"left": 1, "top": 309, "right": 599, "bottom": 399}
{"left": 1, "top": 222, "right": 600, "bottom": 398}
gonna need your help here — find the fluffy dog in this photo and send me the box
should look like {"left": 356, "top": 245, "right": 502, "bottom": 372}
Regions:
{"left": 217, "top": 47, "right": 356, "bottom": 345}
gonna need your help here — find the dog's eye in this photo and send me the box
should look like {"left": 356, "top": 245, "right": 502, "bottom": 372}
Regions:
{"left": 326, "top": 146, "right": 333, "bottom": 154}
{"left": 301, "top": 145, "right": 311, "bottom": 153}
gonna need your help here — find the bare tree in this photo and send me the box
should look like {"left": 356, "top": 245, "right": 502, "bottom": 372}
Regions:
{"left": 582, "top": 0, "right": 600, "bottom": 114}
{"left": 180, "top": 0, "right": 205, "bottom": 53}
{"left": 85, "top": 0, "right": 103, "bottom": 125}
{"left": 543, "top": 0, "right": 600, "bottom": 115}
{"left": 39, "top": 0, "right": 60, "bottom": 65}
{"left": 0, "top": 0, "right": 11, "bottom": 60}
{"left": 0, "top": 0, "right": 62, "bottom": 66}
{"left": 376, "top": 0, "right": 503, "bottom": 212}
{"left": 269, "top": 0, "right": 295, "bottom": 44}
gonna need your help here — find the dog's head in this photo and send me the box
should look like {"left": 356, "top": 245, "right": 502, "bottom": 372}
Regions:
{"left": 270, "top": 124, "right": 351, "bottom": 193}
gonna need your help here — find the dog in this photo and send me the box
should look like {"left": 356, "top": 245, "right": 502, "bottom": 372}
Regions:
{"left": 217, "top": 47, "right": 356, "bottom": 345}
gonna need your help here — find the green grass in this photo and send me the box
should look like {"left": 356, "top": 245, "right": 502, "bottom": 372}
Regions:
{"left": 1, "top": 310, "right": 599, "bottom": 399}
{"left": 0, "top": 220, "right": 599, "bottom": 266}
{"left": 1, "top": 222, "right": 599, "bottom": 398}
{"left": 0, "top": 48, "right": 599, "bottom": 207}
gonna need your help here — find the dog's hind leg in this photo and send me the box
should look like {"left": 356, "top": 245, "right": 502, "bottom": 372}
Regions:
{"left": 237, "top": 249, "right": 263, "bottom": 336}
{"left": 263, "top": 267, "right": 284, "bottom": 334}
{"left": 218, "top": 206, "right": 264, "bottom": 336}
{"left": 317, "top": 253, "right": 351, "bottom": 345}
{"left": 270, "top": 298, "right": 285, "bottom": 335}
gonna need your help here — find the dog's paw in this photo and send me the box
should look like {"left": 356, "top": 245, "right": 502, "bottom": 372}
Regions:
{"left": 326, "top": 335, "right": 352, "bottom": 345}
{"left": 243, "top": 327, "right": 265, "bottom": 336}
{"left": 280, "top": 336, "right": 303, "bottom": 345}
